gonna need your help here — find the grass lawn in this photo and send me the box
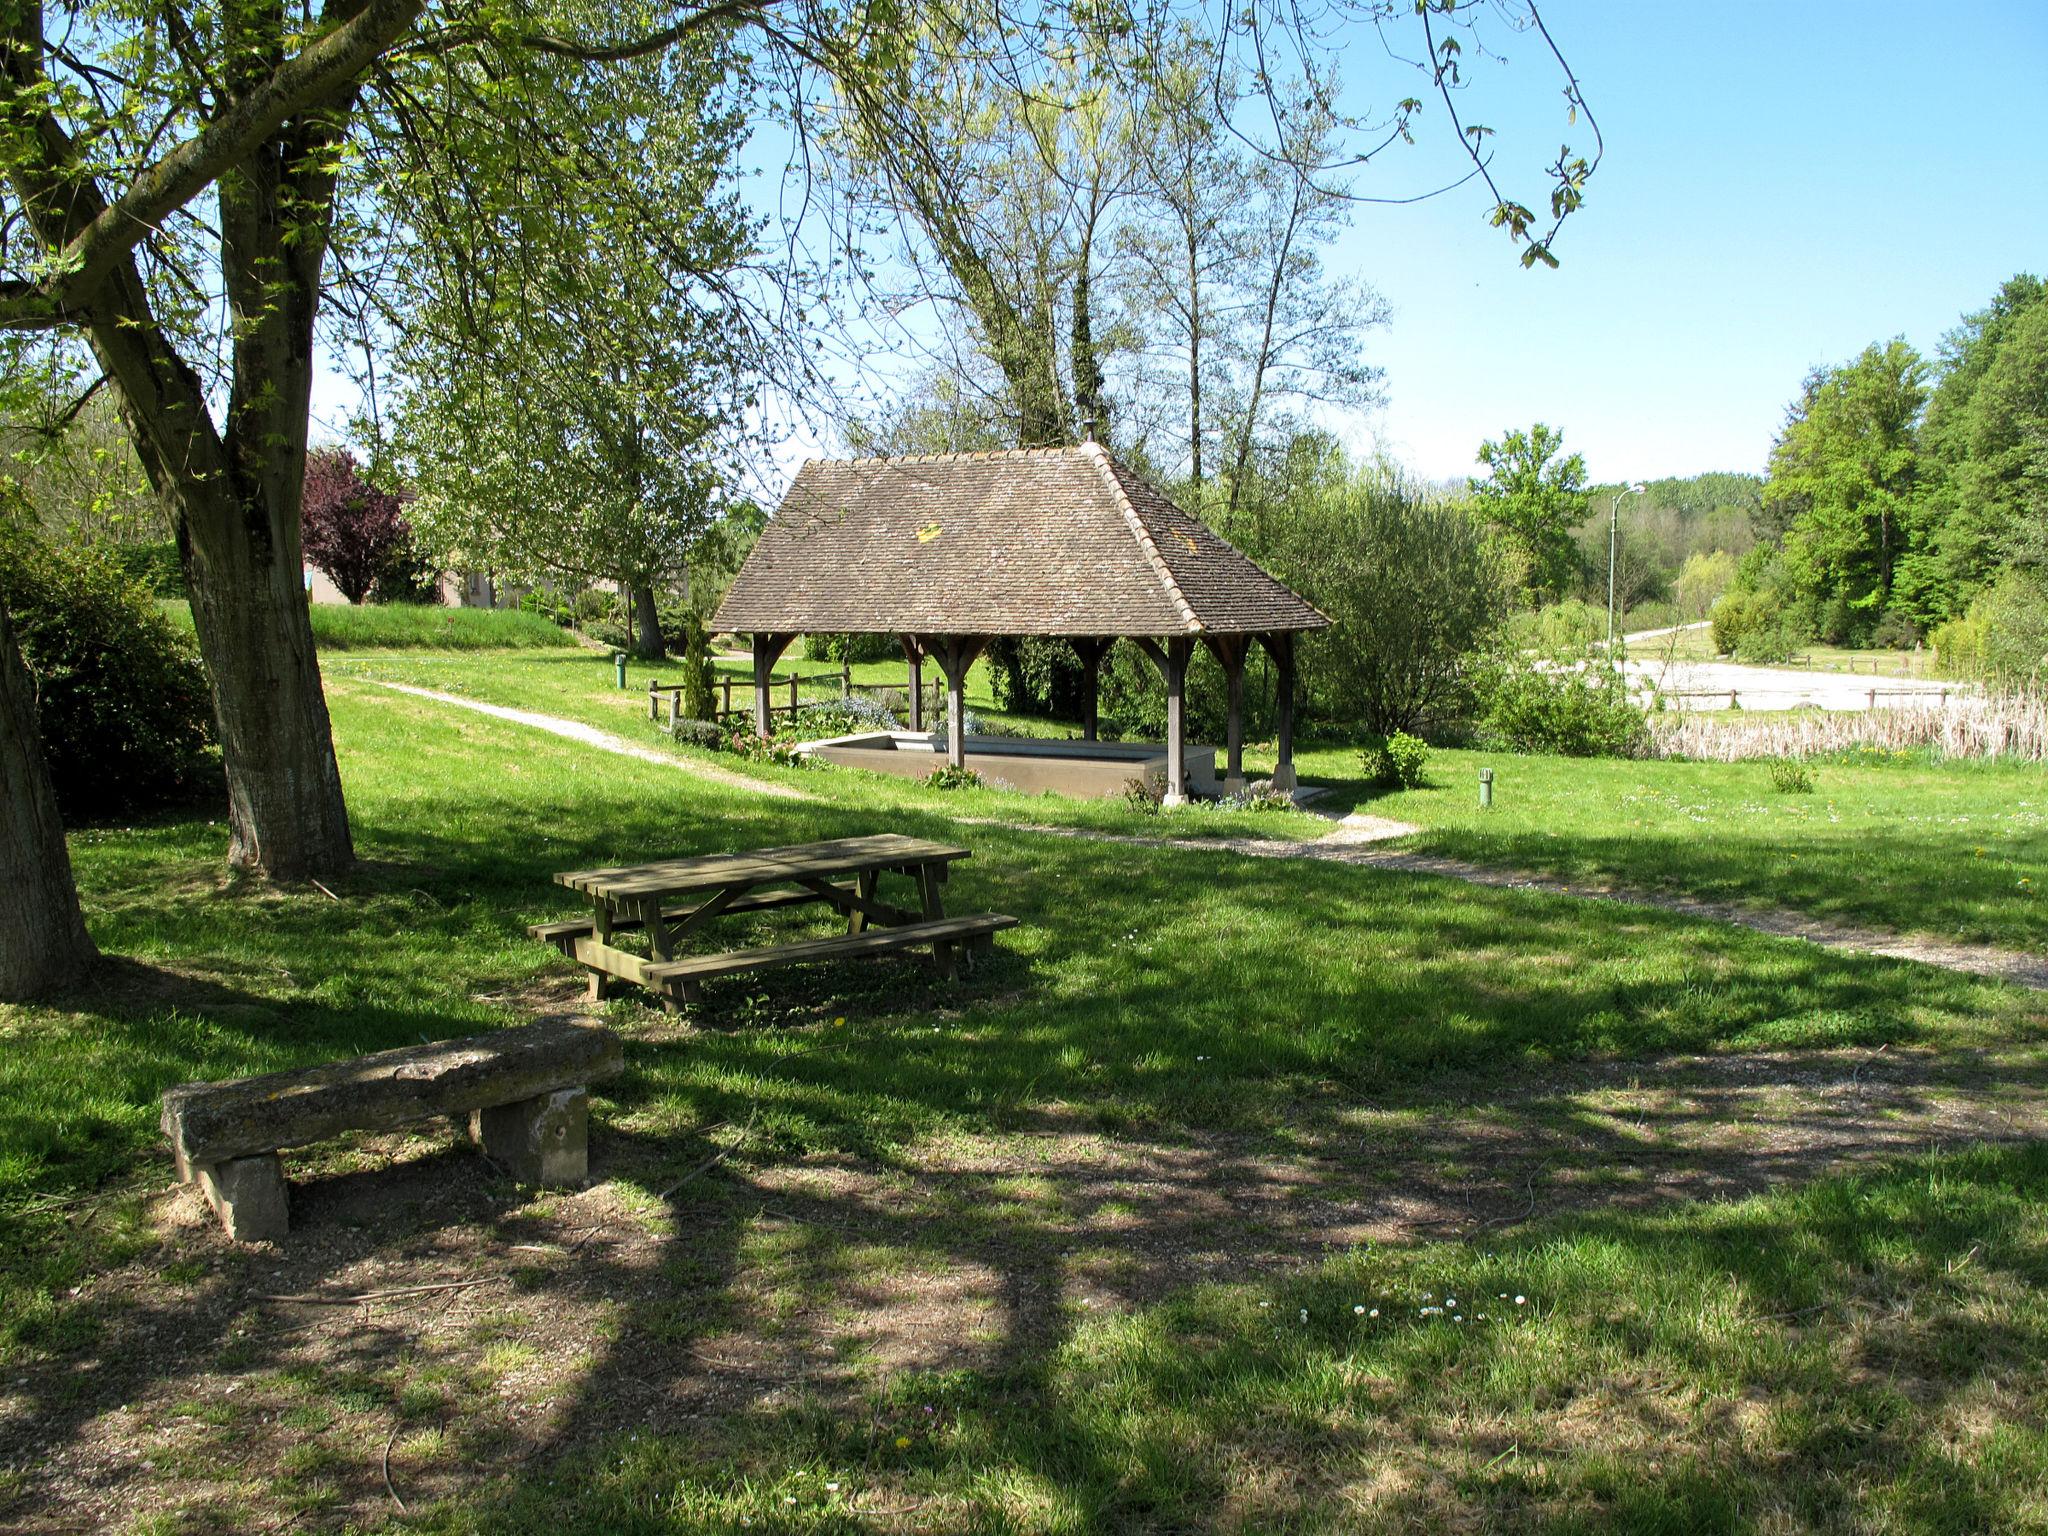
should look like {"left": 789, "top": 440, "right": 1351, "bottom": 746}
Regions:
{"left": 328, "top": 646, "right": 2048, "bottom": 951}
{"left": 5, "top": 650, "right": 2048, "bottom": 1530}
{"left": 160, "top": 601, "right": 583, "bottom": 650}
{"left": 1312, "top": 746, "right": 2047, "bottom": 953}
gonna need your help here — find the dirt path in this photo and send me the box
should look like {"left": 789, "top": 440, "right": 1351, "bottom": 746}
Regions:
{"left": 369, "top": 681, "right": 813, "bottom": 800}
{"left": 1005, "top": 814, "right": 2048, "bottom": 991}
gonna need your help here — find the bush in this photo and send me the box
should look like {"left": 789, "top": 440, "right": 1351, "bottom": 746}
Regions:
{"left": 1358, "top": 729, "right": 1430, "bottom": 788}
{"left": 803, "top": 632, "right": 901, "bottom": 664}
{"left": 1975, "top": 571, "right": 2048, "bottom": 690}
{"left": 1475, "top": 658, "right": 1650, "bottom": 758}
{"left": 668, "top": 716, "right": 726, "bottom": 749}
{"left": 794, "top": 695, "right": 901, "bottom": 737}
{"left": 925, "top": 764, "right": 982, "bottom": 790}
{"left": 1263, "top": 472, "right": 1508, "bottom": 735}
{"left": 1869, "top": 608, "right": 1920, "bottom": 650}
{"left": 1213, "top": 783, "right": 1297, "bottom": 813}
{"left": 1769, "top": 758, "right": 1815, "bottom": 794}
{"left": 116, "top": 540, "right": 186, "bottom": 598}
{"left": 985, "top": 635, "right": 1090, "bottom": 717}
{"left": 1713, "top": 585, "right": 1810, "bottom": 663}
{"left": 0, "top": 527, "right": 217, "bottom": 820}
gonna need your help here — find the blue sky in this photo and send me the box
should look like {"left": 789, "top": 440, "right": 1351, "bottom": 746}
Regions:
{"left": 311, "top": 3, "right": 2047, "bottom": 490}
{"left": 1342, "top": 0, "right": 2048, "bottom": 483}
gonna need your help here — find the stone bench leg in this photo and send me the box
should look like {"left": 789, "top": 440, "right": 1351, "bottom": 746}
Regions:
{"left": 194, "top": 1153, "right": 289, "bottom": 1242}
{"left": 471, "top": 1087, "right": 589, "bottom": 1186}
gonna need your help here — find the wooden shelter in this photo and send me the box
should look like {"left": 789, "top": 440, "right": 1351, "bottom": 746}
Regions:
{"left": 712, "top": 444, "right": 1329, "bottom": 802}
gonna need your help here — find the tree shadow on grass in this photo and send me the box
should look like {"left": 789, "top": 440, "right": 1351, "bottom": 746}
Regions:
{"left": 14, "top": 696, "right": 2048, "bottom": 1529}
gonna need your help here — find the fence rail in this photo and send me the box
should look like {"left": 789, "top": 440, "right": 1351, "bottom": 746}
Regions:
{"left": 645, "top": 667, "right": 944, "bottom": 729}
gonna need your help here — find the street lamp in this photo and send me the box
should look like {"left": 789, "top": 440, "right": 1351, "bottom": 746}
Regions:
{"left": 1606, "top": 482, "right": 1647, "bottom": 649}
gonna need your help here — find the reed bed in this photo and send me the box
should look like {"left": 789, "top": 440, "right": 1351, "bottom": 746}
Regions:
{"left": 1649, "top": 692, "right": 2048, "bottom": 762}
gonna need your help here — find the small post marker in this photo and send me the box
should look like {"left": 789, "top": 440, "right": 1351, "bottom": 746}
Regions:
{"left": 1478, "top": 767, "right": 1494, "bottom": 809}
{"left": 614, "top": 652, "right": 627, "bottom": 689}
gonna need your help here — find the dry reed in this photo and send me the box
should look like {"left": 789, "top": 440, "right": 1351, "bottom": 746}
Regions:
{"left": 1648, "top": 692, "right": 2048, "bottom": 763}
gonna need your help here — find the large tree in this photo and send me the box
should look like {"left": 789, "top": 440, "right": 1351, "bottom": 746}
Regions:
{"left": 383, "top": 34, "right": 762, "bottom": 659}
{"left": 0, "top": 0, "right": 1593, "bottom": 928}
{"left": 1469, "top": 421, "right": 1590, "bottom": 599}
{"left": 1764, "top": 339, "right": 1928, "bottom": 615}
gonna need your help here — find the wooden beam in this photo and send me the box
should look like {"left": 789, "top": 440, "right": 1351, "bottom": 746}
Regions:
{"left": 921, "top": 635, "right": 987, "bottom": 770}
{"left": 1070, "top": 637, "right": 1109, "bottom": 741}
{"left": 1205, "top": 636, "right": 1249, "bottom": 791}
{"left": 1262, "top": 632, "right": 1297, "bottom": 792}
{"left": 900, "top": 635, "right": 926, "bottom": 732}
{"left": 1162, "top": 637, "right": 1193, "bottom": 805}
{"left": 751, "top": 632, "right": 793, "bottom": 739}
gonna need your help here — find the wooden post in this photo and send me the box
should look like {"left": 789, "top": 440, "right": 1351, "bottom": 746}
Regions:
{"left": 751, "top": 633, "right": 793, "bottom": 739}
{"left": 1207, "top": 636, "right": 1248, "bottom": 792}
{"left": 841, "top": 661, "right": 852, "bottom": 698}
{"left": 1071, "top": 637, "right": 1108, "bottom": 742}
{"left": 647, "top": 679, "right": 659, "bottom": 722}
{"left": 1265, "top": 632, "right": 1297, "bottom": 792}
{"left": 925, "top": 636, "right": 985, "bottom": 770}
{"left": 901, "top": 636, "right": 925, "bottom": 732}
{"left": 1163, "top": 637, "right": 1193, "bottom": 804}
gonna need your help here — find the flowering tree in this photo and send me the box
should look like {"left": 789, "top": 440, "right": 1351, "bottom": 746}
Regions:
{"left": 302, "top": 450, "right": 412, "bottom": 604}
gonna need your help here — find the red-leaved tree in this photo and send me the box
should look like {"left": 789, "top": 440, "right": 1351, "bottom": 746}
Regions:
{"left": 302, "top": 450, "right": 412, "bottom": 604}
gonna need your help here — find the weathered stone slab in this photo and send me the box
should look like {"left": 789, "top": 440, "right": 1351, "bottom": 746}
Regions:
{"left": 472, "top": 1087, "right": 589, "bottom": 1186}
{"left": 160, "top": 1021, "right": 623, "bottom": 1171}
{"left": 197, "top": 1153, "right": 289, "bottom": 1242}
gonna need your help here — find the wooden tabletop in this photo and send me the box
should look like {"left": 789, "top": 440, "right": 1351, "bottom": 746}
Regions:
{"left": 555, "top": 834, "right": 972, "bottom": 902}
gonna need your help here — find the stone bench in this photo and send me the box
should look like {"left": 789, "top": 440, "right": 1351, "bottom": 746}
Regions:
{"left": 159, "top": 1020, "right": 624, "bottom": 1242}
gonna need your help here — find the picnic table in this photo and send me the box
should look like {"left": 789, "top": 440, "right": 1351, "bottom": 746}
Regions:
{"left": 531, "top": 834, "right": 1016, "bottom": 1007}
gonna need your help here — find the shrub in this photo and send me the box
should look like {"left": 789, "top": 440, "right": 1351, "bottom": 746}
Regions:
{"left": 1869, "top": 608, "right": 1920, "bottom": 650}
{"left": 675, "top": 610, "right": 717, "bottom": 718}
{"left": 985, "top": 635, "right": 1091, "bottom": 717}
{"left": 1930, "top": 611, "right": 1985, "bottom": 678}
{"left": 668, "top": 716, "right": 726, "bottom": 749}
{"left": 302, "top": 448, "right": 415, "bottom": 604}
{"left": 116, "top": 540, "right": 186, "bottom": 597}
{"left": 1475, "top": 658, "right": 1650, "bottom": 758}
{"left": 1769, "top": 758, "right": 1815, "bottom": 794}
{"left": 1264, "top": 473, "right": 1508, "bottom": 735}
{"left": 794, "top": 695, "right": 901, "bottom": 737}
{"left": 1358, "top": 729, "right": 1430, "bottom": 788}
{"left": 0, "top": 527, "right": 217, "bottom": 820}
{"left": 803, "top": 632, "right": 901, "bottom": 664}
{"left": 1975, "top": 571, "right": 2048, "bottom": 690}
{"left": 725, "top": 729, "right": 807, "bottom": 767}
{"left": 1123, "top": 775, "right": 1165, "bottom": 814}
{"left": 1213, "top": 783, "right": 1297, "bottom": 813}
{"left": 926, "top": 764, "right": 982, "bottom": 790}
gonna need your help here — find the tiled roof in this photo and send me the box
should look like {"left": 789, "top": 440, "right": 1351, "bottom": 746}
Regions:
{"left": 713, "top": 444, "right": 1329, "bottom": 637}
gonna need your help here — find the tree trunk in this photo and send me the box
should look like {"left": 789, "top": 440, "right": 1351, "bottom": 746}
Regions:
{"left": 72, "top": 34, "right": 357, "bottom": 883}
{"left": 630, "top": 585, "right": 664, "bottom": 660}
{"left": 0, "top": 598, "right": 97, "bottom": 999}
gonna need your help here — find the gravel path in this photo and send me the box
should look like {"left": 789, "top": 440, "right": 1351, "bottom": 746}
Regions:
{"left": 371, "top": 682, "right": 813, "bottom": 800}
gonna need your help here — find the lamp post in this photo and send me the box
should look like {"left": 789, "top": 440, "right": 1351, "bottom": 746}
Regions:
{"left": 1606, "top": 482, "right": 1647, "bottom": 649}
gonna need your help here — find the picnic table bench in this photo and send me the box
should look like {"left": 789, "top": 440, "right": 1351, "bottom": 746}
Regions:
{"left": 160, "top": 1021, "right": 623, "bottom": 1242}
{"left": 533, "top": 834, "right": 1016, "bottom": 1007}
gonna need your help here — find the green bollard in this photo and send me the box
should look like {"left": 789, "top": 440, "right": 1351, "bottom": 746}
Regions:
{"left": 614, "top": 652, "right": 627, "bottom": 689}
{"left": 1479, "top": 767, "right": 1494, "bottom": 809}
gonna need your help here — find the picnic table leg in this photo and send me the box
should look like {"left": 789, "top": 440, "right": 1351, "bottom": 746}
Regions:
{"left": 849, "top": 870, "right": 878, "bottom": 936}
{"left": 644, "top": 898, "right": 680, "bottom": 1013}
{"left": 588, "top": 899, "right": 613, "bottom": 1002}
{"left": 917, "top": 860, "right": 959, "bottom": 976}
